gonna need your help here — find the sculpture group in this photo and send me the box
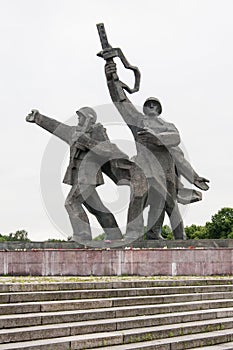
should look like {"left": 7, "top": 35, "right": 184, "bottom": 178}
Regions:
{"left": 26, "top": 24, "right": 209, "bottom": 244}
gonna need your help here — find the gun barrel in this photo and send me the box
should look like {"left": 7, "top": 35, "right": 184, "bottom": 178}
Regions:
{"left": 97, "top": 23, "right": 111, "bottom": 50}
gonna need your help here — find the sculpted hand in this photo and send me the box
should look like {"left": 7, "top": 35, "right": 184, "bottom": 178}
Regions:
{"left": 137, "top": 128, "right": 162, "bottom": 145}
{"left": 137, "top": 127, "right": 154, "bottom": 136}
{"left": 105, "top": 62, "right": 117, "bottom": 79}
{"left": 194, "top": 176, "right": 210, "bottom": 191}
{"left": 75, "top": 134, "right": 89, "bottom": 151}
{"left": 26, "top": 109, "right": 39, "bottom": 123}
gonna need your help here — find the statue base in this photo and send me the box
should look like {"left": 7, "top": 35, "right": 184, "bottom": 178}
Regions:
{"left": 0, "top": 239, "right": 232, "bottom": 251}
{"left": 0, "top": 240, "right": 233, "bottom": 276}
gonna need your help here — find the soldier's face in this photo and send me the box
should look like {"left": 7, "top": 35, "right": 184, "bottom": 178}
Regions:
{"left": 144, "top": 101, "right": 160, "bottom": 117}
{"left": 78, "top": 114, "right": 86, "bottom": 126}
{"left": 78, "top": 113, "right": 96, "bottom": 127}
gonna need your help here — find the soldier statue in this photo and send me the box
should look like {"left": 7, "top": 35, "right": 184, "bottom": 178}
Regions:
{"left": 97, "top": 23, "right": 209, "bottom": 240}
{"left": 26, "top": 107, "right": 132, "bottom": 241}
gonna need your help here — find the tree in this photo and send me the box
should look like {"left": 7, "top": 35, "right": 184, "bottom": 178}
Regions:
{"left": 0, "top": 234, "right": 10, "bottom": 242}
{"left": 8, "top": 230, "right": 30, "bottom": 241}
{"left": 161, "top": 225, "right": 173, "bottom": 240}
{"left": 185, "top": 224, "right": 207, "bottom": 240}
{"left": 0, "top": 230, "right": 30, "bottom": 242}
{"left": 46, "top": 239, "right": 67, "bottom": 242}
{"left": 184, "top": 208, "right": 233, "bottom": 240}
{"left": 205, "top": 207, "right": 233, "bottom": 239}
{"left": 46, "top": 236, "right": 72, "bottom": 242}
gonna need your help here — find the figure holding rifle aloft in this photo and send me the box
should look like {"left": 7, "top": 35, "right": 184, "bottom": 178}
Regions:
{"left": 97, "top": 23, "right": 209, "bottom": 240}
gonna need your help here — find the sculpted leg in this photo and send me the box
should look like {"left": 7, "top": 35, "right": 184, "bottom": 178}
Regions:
{"left": 168, "top": 204, "right": 186, "bottom": 239}
{"left": 146, "top": 205, "right": 165, "bottom": 240}
{"left": 146, "top": 182, "right": 166, "bottom": 240}
{"left": 147, "top": 179, "right": 186, "bottom": 240}
{"left": 165, "top": 194, "right": 186, "bottom": 240}
{"left": 126, "top": 195, "right": 147, "bottom": 240}
{"left": 65, "top": 184, "right": 93, "bottom": 241}
{"left": 125, "top": 165, "right": 148, "bottom": 240}
{"left": 84, "top": 190, "right": 123, "bottom": 240}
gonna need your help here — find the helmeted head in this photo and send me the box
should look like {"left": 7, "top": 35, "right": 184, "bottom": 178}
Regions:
{"left": 143, "top": 97, "right": 162, "bottom": 117}
{"left": 76, "top": 107, "right": 97, "bottom": 127}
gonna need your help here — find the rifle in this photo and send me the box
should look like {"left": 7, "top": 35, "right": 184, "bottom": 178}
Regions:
{"left": 96, "top": 23, "right": 141, "bottom": 96}
{"left": 72, "top": 114, "right": 94, "bottom": 159}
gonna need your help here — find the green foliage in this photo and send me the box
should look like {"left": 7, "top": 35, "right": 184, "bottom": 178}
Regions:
{"left": 161, "top": 225, "right": 173, "bottom": 240}
{"left": 185, "top": 208, "right": 233, "bottom": 240}
{"left": 185, "top": 224, "right": 207, "bottom": 240}
{"left": 93, "top": 233, "right": 106, "bottom": 241}
{"left": 0, "top": 230, "right": 30, "bottom": 242}
{"left": 46, "top": 239, "right": 67, "bottom": 242}
{"left": 205, "top": 207, "right": 233, "bottom": 239}
{"left": 0, "top": 234, "right": 10, "bottom": 242}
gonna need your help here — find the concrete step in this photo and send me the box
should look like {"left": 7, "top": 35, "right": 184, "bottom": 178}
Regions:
{"left": 1, "top": 293, "right": 233, "bottom": 315}
{"left": 189, "top": 342, "right": 233, "bottom": 349}
{"left": 0, "top": 326, "right": 233, "bottom": 349}
{"left": 1, "top": 279, "right": 233, "bottom": 349}
{"left": 84, "top": 328, "right": 233, "bottom": 349}
{"left": 1, "top": 298, "right": 233, "bottom": 320}
{"left": 1, "top": 305, "right": 233, "bottom": 329}
{"left": 0, "top": 278, "right": 232, "bottom": 292}
{"left": 0, "top": 309, "right": 233, "bottom": 344}
{"left": 1, "top": 285, "right": 233, "bottom": 303}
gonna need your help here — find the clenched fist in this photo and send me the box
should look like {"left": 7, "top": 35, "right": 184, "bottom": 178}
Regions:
{"left": 26, "top": 109, "right": 39, "bottom": 123}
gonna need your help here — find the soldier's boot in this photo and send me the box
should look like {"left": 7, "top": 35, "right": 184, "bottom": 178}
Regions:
{"left": 147, "top": 205, "right": 166, "bottom": 240}
{"left": 97, "top": 212, "right": 123, "bottom": 240}
{"left": 172, "top": 221, "right": 186, "bottom": 240}
{"left": 146, "top": 227, "right": 165, "bottom": 240}
{"left": 170, "top": 208, "right": 186, "bottom": 240}
{"left": 65, "top": 201, "right": 92, "bottom": 242}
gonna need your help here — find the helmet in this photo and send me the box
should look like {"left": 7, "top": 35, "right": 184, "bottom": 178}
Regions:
{"left": 76, "top": 107, "right": 97, "bottom": 123}
{"left": 143, "top": 97, "right": 162, "bottom": 115}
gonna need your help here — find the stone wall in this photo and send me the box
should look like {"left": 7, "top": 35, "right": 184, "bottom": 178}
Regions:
{"left": 0, "top": 248, "right": 232, "bottom": 276}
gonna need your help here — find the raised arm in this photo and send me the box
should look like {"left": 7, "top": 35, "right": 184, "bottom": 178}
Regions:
{"left": 26, "top": 110, "right": 73, "bottom": 144}
{"left": 105, "top": 62, "right": 143, "bottom": 128}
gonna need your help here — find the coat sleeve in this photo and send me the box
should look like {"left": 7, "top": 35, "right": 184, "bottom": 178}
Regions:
{"left": 170, "top": 146, "right": 197, "bottom": 183}
{"left": 141, "top": 122, "right": 181, "bottom": 148}
{"left": 156, "top": 122, "right": 180, "bottom": 147}
{"left": 78, "top": 124, "right": 129, "bottom": 160}
{"left": 106, "top": 74, "right": 144, "bottom": 129}
{"left": 35, "top": 113, "right": 73, "bottom": 144}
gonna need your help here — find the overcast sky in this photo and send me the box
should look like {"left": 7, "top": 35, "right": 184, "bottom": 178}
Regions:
{"left": 0, "top": 0, "right": 232, "bottom": 241}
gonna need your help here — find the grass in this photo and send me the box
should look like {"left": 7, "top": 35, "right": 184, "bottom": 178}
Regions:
{"left": 0, "top": 275, "right": 232, "bottom": 284}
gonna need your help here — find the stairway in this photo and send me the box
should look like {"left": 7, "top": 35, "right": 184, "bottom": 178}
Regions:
{"left": 0, "top": 278, "right": 233, "bottom": 349}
